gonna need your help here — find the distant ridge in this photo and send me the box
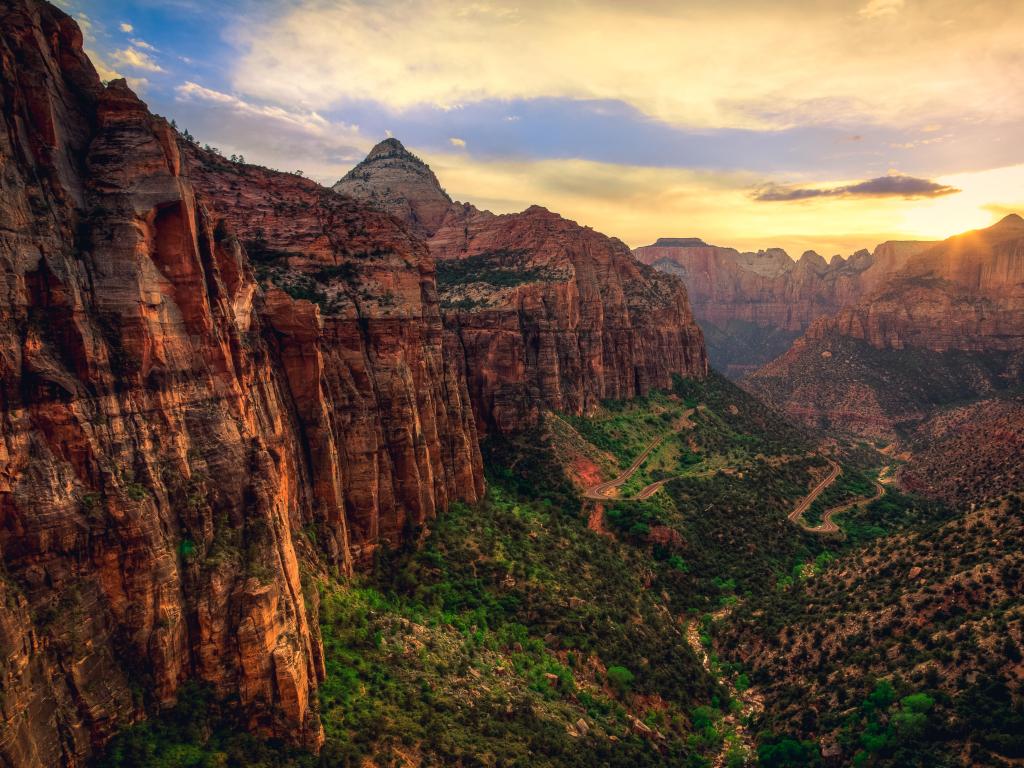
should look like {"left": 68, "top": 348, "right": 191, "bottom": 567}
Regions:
{"left": 653, "top": 237, "right": 710, "bottom": 247}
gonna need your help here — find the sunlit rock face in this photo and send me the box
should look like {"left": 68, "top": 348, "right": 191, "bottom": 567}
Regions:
{"left": 335, "top": 143, "right": 709, "bottom": 433}
{"left": 0, "top": 2, "right": 483, "bottom": 764}
{"left": 633, "top": 238, "right": 936, "bottom": 377}
{"left": 744, "top": 216, "right": 1024, "bottom": 437}
{"left": 333, "top": 138, "right": 454, "bottom": 238}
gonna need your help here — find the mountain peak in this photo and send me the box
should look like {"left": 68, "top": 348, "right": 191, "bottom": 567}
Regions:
{"left": 366, "top": 136, "right": 415, "bottom": 161}
{"left": 992, "top": 212, "right": 1024, "bottom": 229}
{"left": 334, "top": 137, "right": 453, "bottom": 236}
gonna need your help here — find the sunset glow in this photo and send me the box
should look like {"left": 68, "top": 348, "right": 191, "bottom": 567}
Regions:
{"left": 67, "top": 0, "right": 1024, "bottom": 255}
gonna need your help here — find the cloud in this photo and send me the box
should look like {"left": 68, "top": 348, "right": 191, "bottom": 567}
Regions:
{"left": 449, "top": 137, "right": 466, "bottom": 148}
{"left": 71, "top": 11, "right": 122, "bottom": 81}
{"left": 175, "top": 81, "right": 354, "bottom": 135}
{"left": 753, "top": 175, "right": 960, "bottom": 202}
{"left": 111, "top": 46, "right": 164, "bottom": 72}
{"left": 415, "top": 153, "right": 1024, "bottom": 257}
{"left": 170, "top": 81, "right": 368, "bottom": 181}
{"left": 130, "top": 38, "right": 158, "bottom": 51}
{"left": 858, "top": 0, "right": 904, "bottom": 19}
{"left": 119, "top": 22, "right": 133, "bottom": 32}
{"left": 228, "top": 0, "right": 1024, "bottom": 131}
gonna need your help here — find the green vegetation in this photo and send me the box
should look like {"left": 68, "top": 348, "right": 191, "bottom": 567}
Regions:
{"left": 719, "top": 493, "right": 1023, "bottom": 766}
{"left": 565, "top": 391, "right": 687, "bottom": 467}
{"left": 96, "top": 368, "right": 1011, "bottom": 768}
{"left": 803, "top": 466, "right": 876, "bottom": 527}
{"left": 96, "top": 683, "right": 313, "bottom": 768}
{"left": 99, "top": 454, "right": 723, "bottom": 766}
{"left": 435, "top": 249, "right": 562, "bottom": 290}
{"left": 757, "top": 735, "right": 821, "bottom": 767}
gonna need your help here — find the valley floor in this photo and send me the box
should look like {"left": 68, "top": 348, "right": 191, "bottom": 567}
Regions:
{"left": 96, "top": 373, "right": 1022, "bottom": 768}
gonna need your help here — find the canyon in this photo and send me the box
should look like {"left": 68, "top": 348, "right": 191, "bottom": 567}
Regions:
{"left": 634, "top": 237, "right": 933, "bottom": 377}
{"left": 1, "top": 1, "right": 1021, "bottom": 766}
{"left": 745, "top": 215, "right": 1024, "bottom": 439}
{"left": 0, "top": 2, "right": 707, "bottom": 765}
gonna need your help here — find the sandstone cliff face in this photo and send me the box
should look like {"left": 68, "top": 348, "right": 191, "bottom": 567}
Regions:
{"left": 633, "top": 238, "right": 933, "bottom": 376}
{"left": 743, "top": 217, "right": 1024, "bottom": 438}
{"left": 335, "top": 142, "right": 709, "bottom": 432}
{"left": 182, "top": 147, "right": 484, "bottom": 565}
{"left": 800, "top": 215, "right": 1024, "bottom": 354}
{"left": 0, "top": 3, "right": 482, "bottom": 765}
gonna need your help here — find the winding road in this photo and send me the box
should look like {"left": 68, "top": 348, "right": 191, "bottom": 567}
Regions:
{"left": 787, "top": 459, "right": 841, "bottom": 528}
{"left": 582, "top": 408, "right": 695, "bottom": 501}
{"left": 809, "top": 479, "right": 886, "bottom": 533}
{"left": 788, "top": 459, "right": 886, "bottom": 534}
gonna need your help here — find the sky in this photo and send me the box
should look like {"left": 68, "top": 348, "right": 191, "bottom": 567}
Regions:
{"left": 63, "top": 0, "right": 1024, "bottom": 256}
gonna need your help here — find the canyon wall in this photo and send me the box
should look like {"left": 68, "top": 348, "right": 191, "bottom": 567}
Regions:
{"left": 633, "top": 238, "right": 934, "bottom": 377}
{"left": 336, "top": 141, "right": 709, "bottom": 432}
{"left": 744, "top": 216, "right": 1024, "bottom": 437}
{"left": 0, "top": 2, "right": 483, "bottom": 765}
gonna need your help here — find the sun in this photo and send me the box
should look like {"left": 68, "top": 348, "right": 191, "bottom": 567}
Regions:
{"left": 899, "top": 163, "right": 1024, "bottom": 240}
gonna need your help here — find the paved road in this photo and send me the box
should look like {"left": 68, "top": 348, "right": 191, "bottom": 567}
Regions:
{"left": 789, "top": 459, "right": 886, "bottom": 534}
{"left": 582, "top": 408, "right": 695, "bottom": 501}
{"left": 809, "top": 479, "right": 886, "bottom": 533}
{"left": 787, "top": 458, "right": 841, "bottom": 527}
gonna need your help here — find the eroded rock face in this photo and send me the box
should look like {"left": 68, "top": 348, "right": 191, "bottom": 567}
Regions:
{"left": 744, "top": 216, "right": 1024, "bottom": 437}
{"left": 182, "top": 146, "right": 484, "bottom": 565}
{"left": 431, "top": 206, "right": 708, "bottom": 432}
{"left": 334, "top": 146, "right": 709, "bottom": 432}
{"left": 633, "top": 238, "right": 934, "bottom": 377}
{"left": 0, "top": 2, "right": 482, "bottom": 765}
{"left": 333, "top": 138, "right": 454, "bottom": 238}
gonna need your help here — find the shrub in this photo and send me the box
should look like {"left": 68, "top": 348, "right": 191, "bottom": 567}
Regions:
{"left": 606, "top": 665, "right": 635, "bottom": 693}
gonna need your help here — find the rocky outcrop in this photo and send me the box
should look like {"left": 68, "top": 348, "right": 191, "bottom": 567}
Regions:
{"left": 744, "top": 216, "right": 1024, "bottom": 438}
{"left": 633, "top": 238, "right": 933, "bottom": 377}
{"left": 0, "top": 2, "right": 482, "bottom": 765}
{"left": 333, "top": 138, "right": 453, "bottom": 238}
{"left": 335, "top": 142, "right": 709, "bottom": 432}
{"left": 431, "top": 206, "right": 708, "bottom": 432}
{"left": 800, "top": 214, "right": 1024, "bottom": 354}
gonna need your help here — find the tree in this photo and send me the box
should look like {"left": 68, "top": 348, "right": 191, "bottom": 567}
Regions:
{"left": 892, "top": 693, "right": 934, "bottom": 740}
{"left": 757, "top": 736, "right": 821, "bottom": 767}
{"left": 606, "top": 665, "right": 635, "bottom": 693}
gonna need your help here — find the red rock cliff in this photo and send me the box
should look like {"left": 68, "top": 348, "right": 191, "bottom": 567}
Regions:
{"left": 796, "top": 215, "right": 1024, "bottom": 354}
{"left": 335, "top": 142, "right": 709, "bottom": 432}
{"left": 0, "top": 2, "right": 482, "bottom": 765}
{"left": 743, "top": 216, "right": 1024, "bottom": 437}
{"left": 633, "top": 237, "right": 934, "bottom": 376}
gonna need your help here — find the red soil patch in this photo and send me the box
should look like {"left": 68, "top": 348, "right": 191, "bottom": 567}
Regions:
{"left": 587, "top": 504, "right": 612, "bottom": 537}
{"left": 570, "top": 456, "right": 604, "bottom": 489}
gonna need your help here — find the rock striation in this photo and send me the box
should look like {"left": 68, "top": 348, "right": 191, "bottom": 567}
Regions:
{"left": 744, "top": 216, "right": 1024, "bottom": 437}
{"left": 335, "top": 142, "right": 709, "bottom": 432}
{"left": 0, "top": 2, "right": 483, "bottom": 765}
{"left": 633, "top": 238, "right": 933, "bottom": 377}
